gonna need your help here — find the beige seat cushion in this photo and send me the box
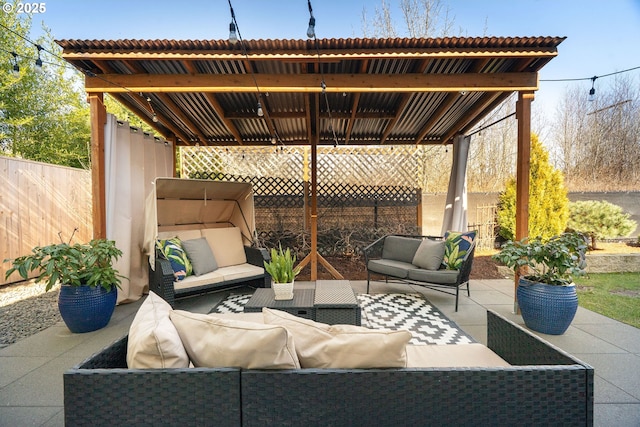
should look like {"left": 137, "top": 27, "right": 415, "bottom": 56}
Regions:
{"left": 126, "top": 292, "right": 189, "bottom": 369}
{"left": 169, "top": 310, "right": 300, "bottom": 370}
{"left": 263, "top": 308, "right": 411, "bottom": 369}
{"left": 201, "top": 227, "right": 247, "bottom": 267}
{"left": 405, "top": 343, "right": 511, "bottom": 368}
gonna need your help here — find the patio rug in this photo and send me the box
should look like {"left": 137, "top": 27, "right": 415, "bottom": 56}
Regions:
{"left": 211, "top": 292, "right": 474, "bottom": 345}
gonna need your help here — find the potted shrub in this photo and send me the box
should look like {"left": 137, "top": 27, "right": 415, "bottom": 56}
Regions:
{"left": 263, "top": 245, "right": 301, "bottom": 300}
{"left": 492, "top": 232, "right": 587, "bottom": 335}
{"left": 4, "top": 237, "right": 123, "bottom": 333}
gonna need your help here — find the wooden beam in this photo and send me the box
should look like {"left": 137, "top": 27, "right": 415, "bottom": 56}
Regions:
{"left": 85, "top": 72, "right": 539, "bottom": 94}
{"left": 438, "top": 91, "right": 503, "bottom": 144}
{"left": 381, "top": 59, "right": 430, "bottom": 144}
{"left": 514, "top": 90, "right": 534, "bottom": 312}
{"left": 181, "top": 60, "right": 245, "bottom": 145}
{"left": 89, "top": 93, "right": 106, "bottom": 239}
{"left": 155, "top": 93, "right": 209, "bottom": 145}
{"left": 111, "top": 93, "right": 191, "bottom": 144}
{"left": 345, "top": 60, "right": 369, "bottom": 144}
{"left": 224, "top": 111, "right": 395, "bottom": 120}
{"left": 413, "top": 93, "right": 459, "bottom": 144}
{"left": 204, "top": 93, "right": 245, "bottom": 145}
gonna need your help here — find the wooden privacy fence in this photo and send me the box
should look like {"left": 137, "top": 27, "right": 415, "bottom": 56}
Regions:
{"left": 1, "top": 157, "right": 92, "bottom": 285}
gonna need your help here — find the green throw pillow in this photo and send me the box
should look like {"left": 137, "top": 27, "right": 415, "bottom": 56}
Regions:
{"left": 442, "top": 230, "right": 476, "bottom": 270}
{"left": 156, "top": 237, "right": 193, "bottom": 280}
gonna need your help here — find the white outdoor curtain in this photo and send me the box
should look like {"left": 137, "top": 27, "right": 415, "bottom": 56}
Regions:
{"left": 105, "top": 114, "right": 173, "bottom": 303}
{"left": 441, "top": 134, "right": 471, "bottom": 235}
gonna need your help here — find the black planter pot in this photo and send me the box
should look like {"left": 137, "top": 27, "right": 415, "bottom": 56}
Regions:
{"left": 517, "top": 278, "right": 578, "bottom": 335}
{"left": 58, "top": 285, "right": 117, "bottom": 333}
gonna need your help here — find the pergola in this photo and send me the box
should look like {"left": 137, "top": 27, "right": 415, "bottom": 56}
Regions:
{"left": 57, "top": 36, "right": 564, "bottom": 281}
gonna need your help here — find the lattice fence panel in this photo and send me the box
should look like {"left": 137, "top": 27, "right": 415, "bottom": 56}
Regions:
{"left": 181, "top": 145, "right": 428, "bottom": 188}
{"left": 469, "top": 204, "right": 498, "bottom": 250}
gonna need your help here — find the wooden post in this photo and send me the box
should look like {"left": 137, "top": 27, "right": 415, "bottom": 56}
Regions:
{"left": 514, "top": 90, "right": 534, "bottom": 312}
{"left": 89, "top": 93, "right": 107, "bottom": 239}
{"left": 310, "top": 135, "right": 318, "bottom": 280}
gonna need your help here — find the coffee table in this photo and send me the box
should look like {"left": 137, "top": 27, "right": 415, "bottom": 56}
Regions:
{"left": 244, "top": 280, "right": 361, "bottom": 325}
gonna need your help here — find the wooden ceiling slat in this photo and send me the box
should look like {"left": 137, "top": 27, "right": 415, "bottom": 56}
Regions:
{"left": 156, "top": 93, "right": 209, "bottom": 144}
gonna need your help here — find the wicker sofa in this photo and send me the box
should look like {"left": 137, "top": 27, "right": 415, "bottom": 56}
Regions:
{"left": 364, "top": 234, "right": 476, "bottom": 311}
{"left": 150, "top": 227, "right": 270, "bottom": 307}
{"left": 63, "top": 310, "right": 593, "bottom": 426}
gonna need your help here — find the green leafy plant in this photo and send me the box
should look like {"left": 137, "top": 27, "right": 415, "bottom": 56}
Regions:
{"left": 568, "top": 200, "right": 637, "bottom": 249}
{"left": 263, "top": 244, "right": 302, "bottom": 284}
{"left": 492, "top": 232, "right": 587, "bottom": 286}
{"left": 4, "top": 236, "right": 123, "bottom": 292}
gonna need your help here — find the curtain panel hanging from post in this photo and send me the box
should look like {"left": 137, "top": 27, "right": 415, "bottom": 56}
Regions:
{"left": 105, "top": 114, "right": 173, "bottom": 304}
{"left": 441, "top": 134, "right": 471, "bottom": 235}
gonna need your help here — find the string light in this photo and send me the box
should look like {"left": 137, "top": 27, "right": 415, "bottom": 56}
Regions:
{"left": 257, "top": 101, "right": 264, "bottom": 117}
{"left": 34, "top": 44, "right": 44, "bottom": 74}
{"left": 588, "top": 76, "right": 597, "bottom": 102}
{"left": 11, "top": 51, "right": 19, "bottom": 76}
{"left": 307, "top": 0, "right": 316, "bottom": 38}
{"left": 271, "top": 135, "right": 277, "bottom": 145}
{"left": 228, "top": 22, "right": 238, "bottom": 45}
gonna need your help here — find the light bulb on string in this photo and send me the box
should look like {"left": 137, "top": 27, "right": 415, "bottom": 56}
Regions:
{"left": 10, "top": 52, "right": 19, "bottom": 76}
{"left": 34, "top": 45, "right": 44, "bottom": 74}
{"left": 271, "top": 135, "right": 277, "bottom": 145}
{"left": 307, "top": 0, "right": 315, "bottom": 38}
{"left": 152, "top": 113, "right": 158, "bottom": 123}
{"left": 588, "top": 76, "right": 597, "bottom": 102}
{"left": 256, "top": 101, "right": 264, "bottom": 117}
{"left": 229, "top": 21, "right": 238, "bottom": 45}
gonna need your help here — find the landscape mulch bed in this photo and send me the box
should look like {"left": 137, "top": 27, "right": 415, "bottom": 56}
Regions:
{"left": 297, "top": 255, "right": 505, "bottom": 281}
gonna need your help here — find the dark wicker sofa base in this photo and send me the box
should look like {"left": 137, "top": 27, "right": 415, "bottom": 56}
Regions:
{"left": 64, "top": 310, "right": 593, "bottom": 426}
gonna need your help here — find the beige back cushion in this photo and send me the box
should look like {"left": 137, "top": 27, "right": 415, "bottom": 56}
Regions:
{"left": 201, "top": 227, "right": 247, "bottom": 267}
{"left": 169, "top": 310, "right": 300, "bottom": 369}
{"left": 126, "top": 292, "right": 189, "bottom": 369}
{"left": 263, "top": 308, "right": 411, "bottom": 369}
{"left": 405, "top": 343, "right": 511, "bottom": 368}
{"left": 157, "top": 229, "right": 202, "bottom": 242}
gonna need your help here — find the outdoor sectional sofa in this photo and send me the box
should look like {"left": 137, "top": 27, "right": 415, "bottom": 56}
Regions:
{"left": 364, "top": 234, "right": 476, "bottom": 311}
{"left": 63, "top": 310, "right": 593, "bottom": 426}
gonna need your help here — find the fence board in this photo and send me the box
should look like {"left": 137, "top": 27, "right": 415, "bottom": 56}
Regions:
{"left": 1, "top": 157, "right": 92, "bottom": 285}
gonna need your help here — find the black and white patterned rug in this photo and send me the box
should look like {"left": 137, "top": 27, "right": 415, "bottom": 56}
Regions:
{"left": 211, "top": 292, "right": 474, "bottom": 345}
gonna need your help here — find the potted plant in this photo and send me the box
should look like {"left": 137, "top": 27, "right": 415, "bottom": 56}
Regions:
{"left": 263, "top": 244, "right": 301, "bottom": 300}
{"left": 492, "top": 232, "right": 587, "bottom": 335}
{"left": 4, "top": 234, "right": 124, "bottom": 333}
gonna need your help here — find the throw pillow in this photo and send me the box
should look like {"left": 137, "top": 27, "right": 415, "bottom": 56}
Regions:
{"left": 181, "top": 237, "right": 218, "bottom": 276}
{"left": 263, "top": 308, "right": 411, "bottom": 369}
{"left": 412, "top": 238, "right": 446, "bottom": 270}
{"left": 169, "top": 310, "right": 300, "bottom": 370}
{"left": 442, "top": 230, "right": 477, "bottom": 270}
{"left": 126, "top": 291, "right": 190, "bottom": 369}
{"left": 156, "top": 237, "right": 192, "bottom": 280}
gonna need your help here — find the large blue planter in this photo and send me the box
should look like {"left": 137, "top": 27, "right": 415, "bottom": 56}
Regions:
{"left": 517, "top": 278, "right": 578, "bottom": 335}
{"left": 58, "top": 285, "right": 117, "bottom": 333}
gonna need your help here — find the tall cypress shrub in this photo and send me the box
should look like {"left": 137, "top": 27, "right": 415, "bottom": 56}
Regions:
{"left": 497, "top": 134, "right": 569, "bottom": 241}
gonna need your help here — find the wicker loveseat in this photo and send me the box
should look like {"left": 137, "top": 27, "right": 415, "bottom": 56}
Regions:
{"left": 63, "top": 310, "right": 593, "bottom": 426}
{"left": 364, "top": 234, "right": 476, "bottom": 311}
{"left": 144, "top": 178, "right": 271, "bottom": 306}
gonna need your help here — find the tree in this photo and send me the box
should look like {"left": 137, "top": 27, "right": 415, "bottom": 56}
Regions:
{"left": 568, "top": 200, "right": 637, "bottom": 249}
{"left": 1, "top": 4, "right": 91, "bottom": 168}
{"left": 496, "top": 134, "right": 569, "bottom": 241}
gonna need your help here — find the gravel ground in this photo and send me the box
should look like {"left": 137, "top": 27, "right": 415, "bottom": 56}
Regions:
{"left": 0, "top": 282, "right": 61, "bottom": 347}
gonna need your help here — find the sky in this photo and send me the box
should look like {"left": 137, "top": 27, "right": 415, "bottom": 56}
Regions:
{"left": 14, "top": 0, "right": 640, "bottom": 117}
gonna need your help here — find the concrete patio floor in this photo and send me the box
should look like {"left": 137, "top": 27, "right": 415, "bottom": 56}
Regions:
{"left": 0, "top": 279, "right": 638, "bottom": 426}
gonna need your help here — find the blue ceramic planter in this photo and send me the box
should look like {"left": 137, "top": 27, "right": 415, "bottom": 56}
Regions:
{"left": 517, "top": 278, "right": 578, "bottom": 335}
{"left": 58, "top": 285, "right": 117, "bottom": 333}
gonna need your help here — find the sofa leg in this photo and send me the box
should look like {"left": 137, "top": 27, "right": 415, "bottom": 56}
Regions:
{"left": 366, "top": 272, "right": 371, "bottom": 293}
{"left": 455, "top": 286, "right": 459, "bottom": 312}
